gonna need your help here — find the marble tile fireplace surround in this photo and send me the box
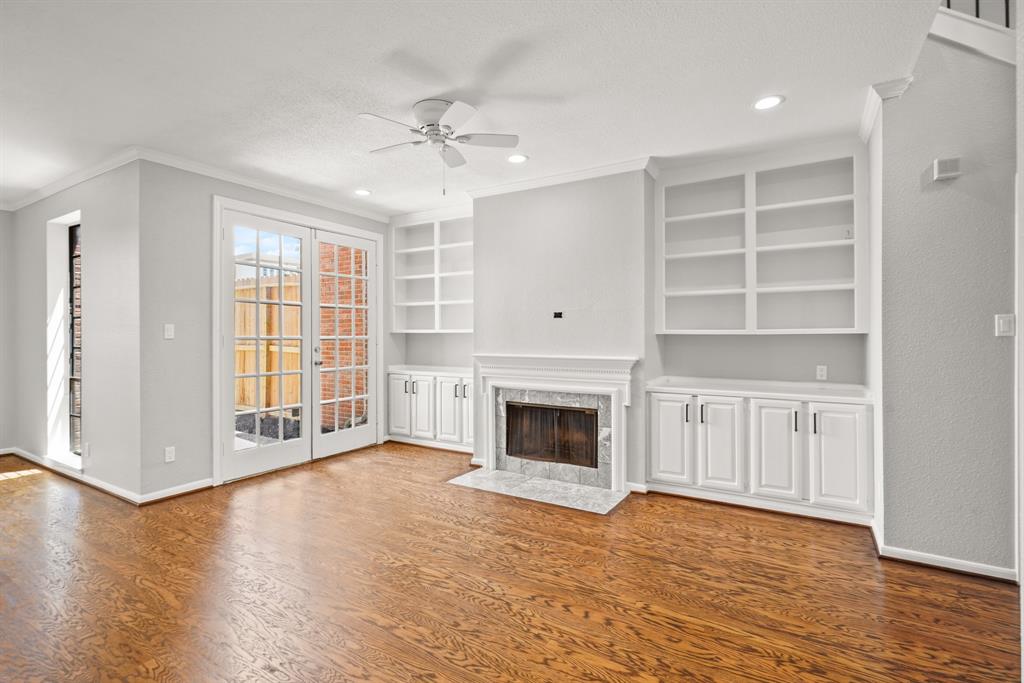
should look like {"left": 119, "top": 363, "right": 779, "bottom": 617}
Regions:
{"left": 474, "top": 354, "right": 638, "bottom": 493}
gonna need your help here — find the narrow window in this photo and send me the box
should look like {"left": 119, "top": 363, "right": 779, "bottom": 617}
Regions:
{"left": 69, "top": 224, "right": 82, "bottom": 455}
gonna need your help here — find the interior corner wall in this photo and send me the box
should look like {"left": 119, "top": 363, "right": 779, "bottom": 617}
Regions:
{"left": 882, "top": 37, "right": 1016, "bottom": 569}
{"left": 137, "top": 160, "right": 388, "bottom": 495}
{"left": 10, "top": 161, "right": 143, "bottom": 494}
{"left": 0, "top": 210, "right": 13, "bottom": 449}
{"left": 472, "top": 170, "right": 647, "bottom": 481}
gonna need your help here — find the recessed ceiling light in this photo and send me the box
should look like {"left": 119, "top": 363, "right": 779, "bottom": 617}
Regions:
{"left": 354, "top": 188, "right": 372, "bottom": 196}
{"left": 754, "top": 95, "right": 785, "bottom": 111}
{"left": 507, "top": 154, "right": 529, "bottom": 164}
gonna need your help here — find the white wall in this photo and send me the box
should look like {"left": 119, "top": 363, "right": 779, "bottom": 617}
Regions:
{"left": 137, "top": 160, "right": 388, "bottom": 494}
{"left": 0, "top": 210, "right": 13, "bottom": 448}
{"left": 404, "top": 334, "right": 473, "bottom": 368}
{"left": 10, "top": 162, "right": 142, "bottom": 493}
{"left": 473, "top": 171, "right": 648, "bottom": 482}
{"left": 882, "top": 37, "right": 1016, "bottom": 569}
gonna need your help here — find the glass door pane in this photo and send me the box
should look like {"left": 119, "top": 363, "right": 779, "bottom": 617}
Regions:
{"left": 314, "top": 231, "right": 377, "bottom": 458}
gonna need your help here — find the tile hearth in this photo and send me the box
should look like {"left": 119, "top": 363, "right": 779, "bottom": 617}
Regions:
{"left": 448, "top": 468, "right": 628, "bottom": 515}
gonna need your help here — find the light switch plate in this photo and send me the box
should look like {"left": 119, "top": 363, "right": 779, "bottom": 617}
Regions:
{"left": 164, "top": 446, "right": 176, "bottom": 463}
{"left": 163, "top": 323, "right": 175, "bottom": 340}
{"left": 995, "top": 314, "right": 1015, "bottom": 337}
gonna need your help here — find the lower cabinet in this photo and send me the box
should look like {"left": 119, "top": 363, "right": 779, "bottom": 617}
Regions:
{"left": 648, "top": 389, "right": 871, "bottom": 520}
{"left": 388, "top": 370, "right": 473, "bottom": 450}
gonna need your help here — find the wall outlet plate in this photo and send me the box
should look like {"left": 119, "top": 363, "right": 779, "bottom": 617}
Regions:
{"left": 163, "top": 323, "right": 175, "bottom": 340}
{"left": 994, "top": 314, "right": 1015, "bottom": 337}
{"left": 816, "top": 365, "right": 828, "bottom": 381}
{"left": 164, "top": 446, "right": 176, "bottom": 463}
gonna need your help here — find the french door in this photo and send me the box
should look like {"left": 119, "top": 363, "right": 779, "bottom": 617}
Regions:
{"left": 220, "top": 208, "right": 377, "bottom": 482}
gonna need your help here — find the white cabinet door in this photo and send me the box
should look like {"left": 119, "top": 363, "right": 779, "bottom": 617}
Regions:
{"left": 461, "top": 378, "right": 474, "bottom": 446}
{"left": 750, "top": 399, "right": 804, "bottom": 501}
{"left": 809, "top": 402, "right": 870, "bottom": 512}
{"left": 649, "top": 393, "right": 696, "bottom": 485}
{"left": 435, "top": 377, "right": 462, "bottom": 443}
{"left": 410, "top": 375, "right": 435, "bottom": 439}
{"left": 388, "top": 374, "right": 411, "bottom": 436}
{"left": 697, "top": 395, "right": 745, "bottom": 493}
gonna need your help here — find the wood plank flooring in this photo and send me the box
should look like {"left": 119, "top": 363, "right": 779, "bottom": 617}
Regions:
{"left": 0, "top": 444, "right": 1018, "bottom": 682}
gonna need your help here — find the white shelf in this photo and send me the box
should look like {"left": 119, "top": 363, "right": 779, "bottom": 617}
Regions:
{"left": 656, "top": 146, "right": 866, "bottom": 335}
{"left": 756, "top": 193, "right": 854, "bottom": 213}
{"left": 665, "top": 207, "right": 745, "bottom": 223}
{"left": 391, "top": 215, "right": 474, "bottom": 334}
{"left": 665, "top": 287, "right": 746, "bottom": 297}
{"left": 756, "top": 239, "right": 854, "bottom": 253}
{"left": 665, "top": 247, "right": 746, "bottom": 260}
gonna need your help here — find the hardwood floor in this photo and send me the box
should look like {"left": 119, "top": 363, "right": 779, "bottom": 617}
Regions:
{"left": 0, "top": 445, "right": 1018, "bottom": 682}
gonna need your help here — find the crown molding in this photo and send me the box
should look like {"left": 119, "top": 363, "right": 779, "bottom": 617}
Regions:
{"left": 466, "top": 157, "right": 653, "bottom": 199}
{"left": 858, "top": 86, "right": 883, "bottom": 143}
{"left": 2, "top": 146, "right": 390, "bottom": 222}
{"left": 389, "top": 202, "right": 473, "bottom": 228}
{"left": 930, "top": 6, "right": 1015, "bottom": 66}
{"left": 872, "top": 75, "right": 914, "bottom": 101}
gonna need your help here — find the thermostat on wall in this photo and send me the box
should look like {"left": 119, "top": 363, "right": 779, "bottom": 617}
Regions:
{"left": 932, "top": 157, "right": 962, "bottom": 181}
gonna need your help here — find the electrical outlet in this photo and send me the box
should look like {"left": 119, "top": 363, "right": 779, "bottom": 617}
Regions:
{"left": 816, "top": 365, "right": 828, "bottom": 381}
{"left": 163, "top": 323, "right": 175, "bottom": 340}
{"left": 164, "top": 446, "right": 175, "bottom": 463}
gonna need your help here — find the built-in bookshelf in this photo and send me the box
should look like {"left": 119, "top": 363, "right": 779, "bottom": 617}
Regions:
{"left": 656, "top": 144, "right": 867, "bottom": 334}
{"left": 392, "top": 214, "right": 473, "bottom": 333}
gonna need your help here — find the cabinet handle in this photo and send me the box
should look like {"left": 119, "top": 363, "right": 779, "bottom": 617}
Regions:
{"left": 813, "top": 412, "right": 818, "bottom": 434}
{"left": 794, "top": 411, "right": 798, "bottom": 432}
{"left": 412, "top": 381, "right": 417, "bottom": 395}
{"left": 463, "top": 384, "right": 469, "bottom": 398}
{"left": 455, "top": 384, "right": 460, "bottom": 399}
{"left": 700, "top": 404, "right": 705, "bottom": 424}
{"left": 684, "top": 403, "right": 689, "bottom": 423}
{"left": 404, "top": 380, "right": 408, "bottom": 394}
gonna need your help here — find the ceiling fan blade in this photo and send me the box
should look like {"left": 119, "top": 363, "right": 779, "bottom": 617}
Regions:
{"left": 358, "top": 112, "right": 420, "bottom": 134}
{"left": 439, "top": 144, "right": 466, "bottom": 168}
{"left": 439, "top": 100, "right": 477, "bottom": 130}
{"left": 369, "top": 140, "right": 425, "bottom": 154}
{"left": 454, "top": 133, "right": 519, "bottom": 148}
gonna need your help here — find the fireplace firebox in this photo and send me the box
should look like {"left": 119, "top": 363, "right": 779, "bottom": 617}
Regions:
{"left": 505, "top": 401, "right": 598, "bottom": 469}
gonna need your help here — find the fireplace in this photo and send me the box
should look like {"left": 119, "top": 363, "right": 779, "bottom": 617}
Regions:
{"left": 506, "top": 401, "right": 598, "bottom": 469}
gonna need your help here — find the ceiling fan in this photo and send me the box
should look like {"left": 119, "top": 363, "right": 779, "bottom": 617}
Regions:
{"left": 358, "top": 99, "right": 519, "bottom": 170}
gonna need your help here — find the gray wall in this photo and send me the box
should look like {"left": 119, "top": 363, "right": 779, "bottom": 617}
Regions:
{"left": 137, "top": 160, "right": 388, "bottom": 494}
{"left": 404, "top": 334, "right": 473, "bottom": 369}
{"left": 473, "top": 171, "right": 649, "bottom": 482}
{"left": 0, "top": 210, "right": 12, "bottom": 448}
{"left": 882, "top": 37, "right": 1016, "bottom": 568}
{"left": 658, "top": 335, "right": 866, "bottom": 384}
{"left": 9, "top": 162, "right": 143, "bottom": 493}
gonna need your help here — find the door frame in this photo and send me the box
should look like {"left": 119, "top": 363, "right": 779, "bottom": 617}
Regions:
{"left": 211, "top": 196, "right": 384, "bottom": 486}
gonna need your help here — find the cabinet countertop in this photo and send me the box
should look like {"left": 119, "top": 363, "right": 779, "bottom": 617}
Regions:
{"left": 388, "top": 365, "right": 472, "bottom": 377}
{"left": 647, "top": 376, "right": 872, "bottom": 404}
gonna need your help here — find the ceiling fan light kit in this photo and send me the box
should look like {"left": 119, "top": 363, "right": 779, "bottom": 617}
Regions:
{"left": 358, "top": 98, "right": 521, "bottom": 194}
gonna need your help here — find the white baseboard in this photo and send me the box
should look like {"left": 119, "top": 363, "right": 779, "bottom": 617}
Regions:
{"left": 470, "top": 456, "right": 485, "bottom": 466}
{"left": 385, "top": 435, "right": 473, "bottom": 454}
{"left": 878, "top": 544, "right": 1017, "bottom": 582}
{"left": 139, "top": 478, "right": 214, "bottom": 504}
{"left": 627, "top": 482, "right": 648, "bottom": 493}
{"left": 4, "top": 446, "right": 143, "bottom": 504}
{"left": 644, "top": 480, "right": 873, "bottom": 526}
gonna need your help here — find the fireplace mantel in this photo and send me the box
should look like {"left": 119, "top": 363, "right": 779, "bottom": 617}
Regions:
{"left": 474, "top": 354, "right": 638, "bottom": 492}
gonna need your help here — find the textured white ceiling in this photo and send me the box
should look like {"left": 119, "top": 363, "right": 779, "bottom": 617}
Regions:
{"left": 1, "top": 1, "right": 937, "bottom": 216}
